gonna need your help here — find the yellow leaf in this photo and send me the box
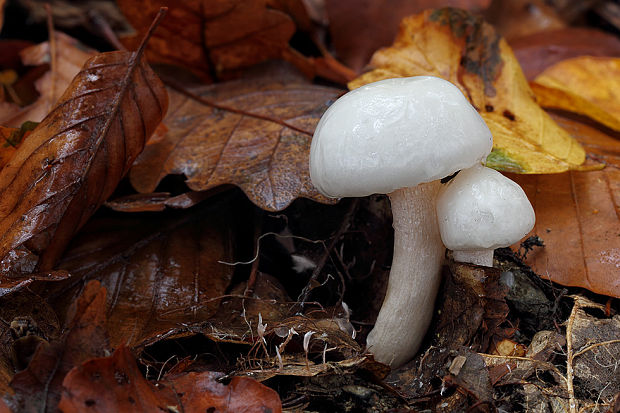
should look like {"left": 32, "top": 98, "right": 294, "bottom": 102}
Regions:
{"left": 349, "top": 8, "right": 586, "bottom": 174}
{"left": 532, "top": 56, "right": 620, "bottom": 132}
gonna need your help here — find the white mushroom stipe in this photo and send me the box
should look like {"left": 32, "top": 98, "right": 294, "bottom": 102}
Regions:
{"left": 437, "top": 164, "right": 535, "bottom": 267}
{"left": 309, "top": 76, "right": 493, "bottom": 367}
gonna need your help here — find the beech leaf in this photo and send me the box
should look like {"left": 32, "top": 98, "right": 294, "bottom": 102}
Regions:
{"left": 58, "top": 346, "right": 283, "bottom": 413}
{"left": 118, "top": 0, "right": 298, "bottom": 82}
{"left": 510, "top": 113, "right": 620, "bottom": 298}
{"left": 348, "top": 8, "right": 587, "bottom": 174}
{"left": 129, "top": 64, "right": 340, "bottom": 211}
{"left": 52, "top": 202, "right": 235, "bottom": 348}
{"left": 8, "top": 281, "right": 109, "bottom": 412}
{"left": 0, "top": 38, "right": 168, "bottom": 275}
{"left": 531, "top": 57, "right": 620, "bottom": 132}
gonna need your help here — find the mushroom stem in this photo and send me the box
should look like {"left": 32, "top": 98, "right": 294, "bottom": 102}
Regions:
{"left": 366, "top": 181, "right": 444, "bottom": 367}
{"left": 452, "top": 250, "right": 494, "bottom": 267}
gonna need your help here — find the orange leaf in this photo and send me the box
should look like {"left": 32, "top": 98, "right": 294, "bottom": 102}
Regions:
{"left": 0, "top": 122, "right": 37, "bottom": 170}
{"left": 532, "top": 57, "right": 620, "bottom": 132}
{"left": 59, "top": 346, "right": 282, "bottom": 412}
{"left": 0, "top": 46, "right": 168, "bottom": 275}
{"left": 118, "top": 0, "right": 298, "bottom": 82}
{"left": 510, "top": 114, "right": 620, "bottom": 298}
{"left": 129, "top": 64, "right": 340, "bottom": 211}
{"left": 349, "top": 8, "right": 586, "bottom": 174}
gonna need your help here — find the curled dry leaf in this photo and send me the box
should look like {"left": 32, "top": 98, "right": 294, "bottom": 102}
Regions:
{"left": 509, "top": 28, "right": 620, "bottom": 80}
{"left": 118, "top": 0, "right": 298, "bottom": 82}
{"left": 532, "top": 57, "right": 620, "bottom": 132}
{"left": 0, "top": 32, "right": 97, "bottom": 128}
{"left": 129, "top": 64, "right": 340, "bottom": 211}
{"left": 349, "top": 8, "right": 586, "bottom": 174}
{"left": 509, "top": 113, "right": 620, "bottom": 298}
{"left": 59, "top": 345, "right": 282, "bottom": 413}
{"left": 52, "top": 202, "right": 235, "bottom": 348}
{"left": 8, "top": 281, "right": 109, "bottom": 413}
{"left": 0, "top": 46, "right": 168, "bottom": 276}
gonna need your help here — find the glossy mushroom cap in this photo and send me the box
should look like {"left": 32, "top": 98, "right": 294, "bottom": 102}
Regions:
{"left": 437, "top": 164, "right": 535, "bottom": 251}
{"left": 309, "top": 76, "right": 493, "bottom": 198}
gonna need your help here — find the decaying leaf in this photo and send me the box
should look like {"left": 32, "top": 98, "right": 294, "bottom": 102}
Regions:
{"left": 484, "top": 0, "right": 565, "bottom": 40}
{"left": 51, "top": 201, "right": 235, "bottom": 348}
{"left": 0, "top": 122, "right": 36, "bottom": 170}
{"left": 510, "top": 28, "right": 620, "bottom": 80}
{"left": 118, "top": 0, "right": 298, "bottom": 82}
{"left": 59, "top": 346, "right": 283, "bottom": 413}
{"left": 349, "top": 8, "right": 586, "bottom": 174}
{"left": 0, "top": 44, "right": 168, "bottom": 275}
{"left": 509, "top": 114, "right": 620, "bottom": 298}
{"left": 0, "top": 32, "right": 97, "bottom": 128}
{"left": 324, "top": 0, "right": 490, "bottom": 72}
{"left": 532, "top": 57, "right": 620, "bottom": 132}
{"left": 8, "top": 281, "right": 109, "bottom": 413}
{"left": 129, "top": 64, "right": 340, "bottom": 211}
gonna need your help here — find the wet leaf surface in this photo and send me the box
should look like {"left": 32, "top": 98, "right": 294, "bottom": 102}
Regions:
{"left": 509, "top": 113, "right": 620, "bottom": 298}
{"left": 118, "top": 0, "right": 298, "bottom": 82}
{"left": 510, "top": 28, "right": 620, "bottom": 80}
{"left": 59, "top": 345, "right": 283, "bottom": 413}
{"left": 0, "top": 33, "right": 97, "bottom": 128}
{"left": 349, "top": 8, "right": 586, "bottom": 174}
{"left": 324, "top": 0, "right": 490, "bottom": 72}
{"left": 51, "top": 200, "right": 236, "bottom": 348}
{"left": 532, "top": 57, "right": 620, "bottom": 132}
{"left": 129, "top": 63, "right": 340, "bottom": 211}
{"left": 0, "top": 46, "right": 168, "bottom": 276}
{"left": 8, "top": 281, "right": 109, "bottom": 413}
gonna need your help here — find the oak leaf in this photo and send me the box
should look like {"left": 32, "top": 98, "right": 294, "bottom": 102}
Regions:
{"left": 531, "top": 57, "right": 620, "bottom": 132}
{"left": 510, "top": 113, "right": 620, "bottom": 298}
{"left": 52, "top": 202, "right": 235, "bottom": 348}
{"left": 0, "top": 47, "right": 168, "bottom": 275}
{"left": 8, "top": 281, "right": 109, "bottom": 412}
{"left": 118, "top": 0, "right": 298, "bottom": 82}
{"left": 129, "top": 64, "right": 340, "bottom": 211}
{"left": 349, "top": 8, "right": 586, "bottom": 174}
{"left": 58, "top": 346, "right": 282, "bottom": 413}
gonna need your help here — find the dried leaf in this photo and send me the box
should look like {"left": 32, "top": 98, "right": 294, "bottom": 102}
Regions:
{"left": 8, "top": 281, "right": 109, "bottom": 413}
{"left": 532, "top": 57, "right": 620, "bottom": 132}
{"left": 0, "top": 46, "right": 168, "bottom": 275}
{"left": 510, "top": 28, "right": 620, "bottom": 80}
{"left": 52, "top": 202, "right": 235, "bottom": 348}
{"left": 325, "top": 0, "right": 489, "bottom": 72}
{"left": 129, "top": 64, "right": 340, "bottom": 211}
{"left": 0, "top": 0, "right": 4, "bottom": 34}
{"left": 484, "top": 0, "right": 565, "bottom": 41}
{"left": 104, "top": 191, "right": 212, "bottom": 212}
{"left": 0, "top": 33, "right": 97, "bottom": 127}
{"left": 0, "top": 123, "right": 35, "bottom": 170}
{"left": 509, "top": 115, "right": 620, "bottom": 297}
{"left": 59, "top": 346, "right": 283, "bottom": 413}
{"left": 349, "top": 8, "right": 586, "bottom": 174}
{"left": 118, "top": 0, "right": 297, "bottom": 81}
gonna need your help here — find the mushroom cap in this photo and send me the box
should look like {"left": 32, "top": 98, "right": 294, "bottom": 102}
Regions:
{"left": 309, "top": 76, "right": 493, "bottom": 198}
{"left": 436, "top": 165, "right": 535, "bottom": 250}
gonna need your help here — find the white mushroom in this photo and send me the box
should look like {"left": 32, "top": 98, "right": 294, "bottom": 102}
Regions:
{"left": 436, "top": 164, "right": 535, "bottom": 267}
{"left": 309, "top": 76, "right": 493, "bottom": 367}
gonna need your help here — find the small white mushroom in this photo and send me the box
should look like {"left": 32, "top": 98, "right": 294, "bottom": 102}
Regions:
{"left": 309, "top": 76, "right": 493, "bottom": 367}
{"left": 436, "top": 164, "right": 535, "bottom": 267}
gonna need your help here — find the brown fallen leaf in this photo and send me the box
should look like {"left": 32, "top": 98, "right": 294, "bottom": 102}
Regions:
{"left": 0, "top": 30, "right": 168, "bottom": 275}
{"left": 0, "top": 0, "right": 4, "bottom": 33}
{"left": 510, "top": 28, "right": 620, "bottom": 80}
{"left": 0, "top": 122, "right": 36, "bottom": 170}
{"left": 59, "top": 345, "right": 282, "bottom": 413}
{"left": 51, "top": 201, "right": 235, "bottom": 348}
{"left": 104, "top": 191, "right": 213, "bottom": 212}
{"left": 8, "top": 281, "right": 109, "bottom": 413}
{"left": 129, "top": 63, "right": 340, "bottom": 211}
{"left": 349, "top": 8, "right": 586, "bottom": 174}
{"left": 532, "top": 57, "right": 620, "bottom": 132}
{"left": 118, "top": 0, "right": 300, "bottom": 82}
{"left": 324, "top": 0, "right": 490, "bottom": 73}
{"left": 509, "top": 114, "right": 620, "bottom": 298}
{"left": 0, "top": 32, "right": 97, "bottom": 128}
{"left": 484, "top": 0, "right": 565, "bottom": 41}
